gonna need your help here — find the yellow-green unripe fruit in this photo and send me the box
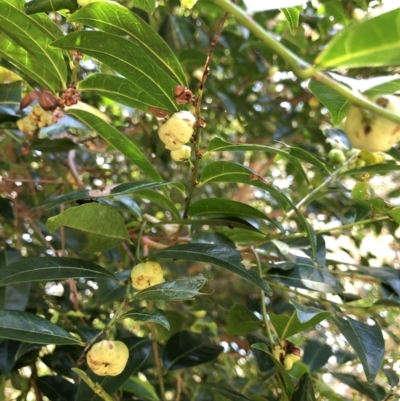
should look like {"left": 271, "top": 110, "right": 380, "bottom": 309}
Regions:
{"left": 87, "top": 340, "right": 129, "bottom": 376}
{"left": 171, "top": 145, "right": 191, "bottom": 161}
{"left": 283, "top": 353, "right": 301, "bottom": 370}
{"left": 158, "top": 111, "right": 196, "bottom": 150}
{"left": 131, "top": 261, "right": 164, "bottom": 290}
{"left": 344, "top": 95, "right": 400, "bottom": 152}
{"left": 328, "top": 149, "right": 346, "bottom": 165}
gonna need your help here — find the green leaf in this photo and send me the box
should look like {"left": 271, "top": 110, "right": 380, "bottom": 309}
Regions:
{"left": 291, "top": 373, "right": 316, "bottom": 401}
{"left": 25, "top": 0, "right": 78, "bottom": 14}
{"left": 287, "top": 146, "right": 330, "bottom": 175}
{"left": 0, "top": 33, "right": 60, "bottom": 91}
{"left": 135, "top": 275, "right": 207, "bottom": 301}
{"left": 188, "top": 198, "right": 270, "bottom": 220}
{"left": 119, "top": 308, "right": 170, "bottom": 330}
{"left": 68, "top": 2, "right": 185, "bottom": 83}
{"left": 199, "top": 161, "right": 317, "bottom": 260}
{"left": 152, "top": 243, "right": 272, "bottom": 295}
{"left": 0, "top": 310, "right": 83, "bottom": 345}
{"left": 121, "top": 377, "right": 160, "bottom": 401}
{"left": 0, "top": 81, "right": 21, "bottom": 105}
{"left": 36, "top": 376, "right": 77, "bottom": 401}
{"left": 226, "top": 304, "right": 262, "bottom": 335}
{"left": 201, "top": 383, "right": 252, "bottom": 401}
{"left": 332, "top": 373, "right": 386, "bottom": 401}
{"left": 47, "top": 203, "right": 129, "bottom": 253}
{"left": 53, "top": 31, "right": 177, "bottom": 111}
{"left": 302, "top": 340, "right": 332, "bottom": 372}
{"left": 72, "top": 368, "right": 115, "bottom": 401}
{"left": 134, "top": 189, "right": 181, "bottom": 220}
{"left": 332, "top": 316, "right": 384, "bottom": 383}
{"left": 0, "top": 257, "right": 116, "bottom": 287}
{"left": 65, "top": 109, "right": 163, "bottom": 182}
{"left": 163, "top": 330, "right": 223, "bottom": 370}
{"left": 290, "top": 299, "right": 331, "bottom": 324}
{"left": 78, "top": 74, "right": 171, "bottom": 112}
{"left": 132, "top": 0, "right": 156, "bottom": 13}
{"left": 0, "top": 0, "right": 67, "bottom": 91}
{"left": 207, "top": 137, "right": 308, "bottom": 184}
{"left": 251, "top": 343, "right": 295, "bottom": 398}
{"left": 269, "top": 309, "right": 330, "bottom": 339}
{"left": 315, "top": 8, "right": 400, "bottom": 68}
{"left": 281, "top": 7, "right": 301, "bottom": 35}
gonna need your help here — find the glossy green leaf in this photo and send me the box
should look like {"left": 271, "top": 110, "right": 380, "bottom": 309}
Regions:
{"left": 75, "top": 337, "right": 154, "bottom": 401}
{"left": 0, "top": 310, "right": 83, "bottom": 345}
{"left": 163, "top": 330, "right": 223, "bottom": 370}
{"left": 119, "top": 308, "right": 170, "bottom": 330}
{"left": 152, "top": 243, "right": 272, "bottom": 294}
{"left": 332, "top": 373, "right": 386, "bottom": 401}
{"left": 227, "top": 304, "right": 262, "bottom": 335}
{"left": 302, "top": 340, "right": 332, "bottom": 372}
{"left": 287, "top": 146, "right": 330, "bottom": 175}
{"left": 290, "top": 299, "right": 330, "bottom": 324}
{"left": 0, "top": 0, "right": 67, "bottom": 91}
{"left": 78, "top": 74, "right": 170, "bottom": 112}
{"left": 189, "top": 198, "right": 270, "bottom": 220}
{"left": 25, "top": 0, "right": 78, "bottom": 13}
{"left": 291, "top": 373, "right": 316, "bottom": 401}
{"left": 207, "top": 137, "right": 308, "bottom": 184}
{"left": 136, "top": 275, "right": 207, "bottom": 301}
{"left": 72, "top": 368, "right": 115, "bottom": 401}
{"left": 47, "top": 203, "right": 129, "bottom": 253}
{"left": 199, "top": 161, "right": 317, "bottom": 260}
{"left": 121, "top": 377, "right": 160, "bottom": 401}
{"left": 332, "top": 316, "right": 384, "bottom": 383}
{"left": 0, "top": 257, "right": 116, "bottom": 287}
{"left": 281, "top": 7, "right": 301, "bottom": 35}
{"left": 68, "top": 2, "right": 185, "bottom": 83}
{"left": 201, "top": 383, "right": 252, "bottom": 401}
{"left": 65, "top": 109, "right": 163, "bottom": 182}
{"left": 53, "top": 31, "right": 177, "bottom": 111}
{"left": 251, "top": 343, "right": 295, "bottom": 398}
{"left": 131, "top": 0, "right": 156, "bottom": 13}
{"left": 315, "top": 8, "right": 400, "bottom": 68}
{"left": 41, "top": 181, "right": 169, "bottom": 209}
{"left": 269, "top": 309, "right": 330, "bottom": 339}
{"left": 0, "top": 33, "right": 60, "bottom": 91}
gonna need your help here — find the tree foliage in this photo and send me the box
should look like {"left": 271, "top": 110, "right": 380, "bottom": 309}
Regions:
{"left": 1, "top": 0, "right": 400, "bottom": 400}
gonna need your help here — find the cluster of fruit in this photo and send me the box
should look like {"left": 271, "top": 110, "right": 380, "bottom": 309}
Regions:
{"left": 86, "top": 261, "right": 164, "bottom": 376}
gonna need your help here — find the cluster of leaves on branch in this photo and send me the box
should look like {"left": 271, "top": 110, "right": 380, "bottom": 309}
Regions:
{"left": 1, "top": 0, "right": 400, "bottom": 400}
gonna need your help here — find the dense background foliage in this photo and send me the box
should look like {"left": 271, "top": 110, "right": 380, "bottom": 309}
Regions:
{"left": 1, "top": 0, "right": 400, "bottom": 400}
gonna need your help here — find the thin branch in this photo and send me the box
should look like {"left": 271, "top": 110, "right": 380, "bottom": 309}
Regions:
{"left": 68, "top": 149, "right": 85, "bottom": 189}
{"left": 183, "top": 12, "right": 229, "bottom": 219}
{"left": 212, "top": 0, "right": 400, "bottom": 125}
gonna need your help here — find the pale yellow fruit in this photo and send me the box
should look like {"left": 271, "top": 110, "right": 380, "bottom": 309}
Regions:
{"left": 29, "top": 104, "right": 53, "bottom": 128}
{"left": 170, "top": 145, "right": 192, "bottom": 161}
{"left": 17, "top": 116, "right": 37, "bottom": 133}
{"left": 86, "top": 340, "right": 129, "bottom": 376}
{"left": 158, "top": 111, "right": 196, "bottom": 150}
{"left": 131, "top": 261, "right": 164, "bottom": 290}
{"left": 283, "top": 353, "right": 301, "bottom": 370}
{"left": 272, "top": 343, "right": 285, "bottom": 362}
{"left": 344, "top": 95, "right": 400, "bottom": 152}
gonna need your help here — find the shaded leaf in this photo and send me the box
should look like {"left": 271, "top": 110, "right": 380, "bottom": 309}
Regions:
{"left": 0, "top": 310, "right": 83, "bottom": 345}
{"left": 201, "top": 383, "right": 252, "bottom": 401}
{"left": 121, "top": 376, "right": 160, "bottom": 401}
{"left": 36, "top": 375, "right": 77, "bottom": 401}
{"left": 290, "top": 299, "right": 330, "bottom": 324}
{"left": 135, "top": 275, "right": 207, "bottom": 301}
{"left": 332, "top": 373, "right": 386, "bottom": 401}
{"left": 332, "top": 316, "right": 384, "bottom": 383}
{"left": 25, "top": 0, "right": 78, "bottom": 14}
{"left": 152, "top": 243, "right": 272, "bottom": 294}
{"left": 119, "top": 308, "right": 170, "bottom": 330}
{"left": 227, "top": 304, "right": 262, "bottom": 335}
{"left": 302, "top": 340, "right": 332, "bottom": 372}
{"left": 65, "top": 109, "right": 163, "bottom": 182}
{"left": 163, "top": 330, "right": 223, "bottom": 370}
{"left": 0, "top": 257, "right": 116, "bottom": 287}
{"left": 291, "top": 373, "right": 316, "bottom": 401}
{"left": 315, "top": 8, "right": 400, "bottom": 68}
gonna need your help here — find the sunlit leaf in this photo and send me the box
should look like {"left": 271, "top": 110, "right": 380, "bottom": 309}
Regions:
{"left": 119, "top": 308, "right": 170, "bottom": 330}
